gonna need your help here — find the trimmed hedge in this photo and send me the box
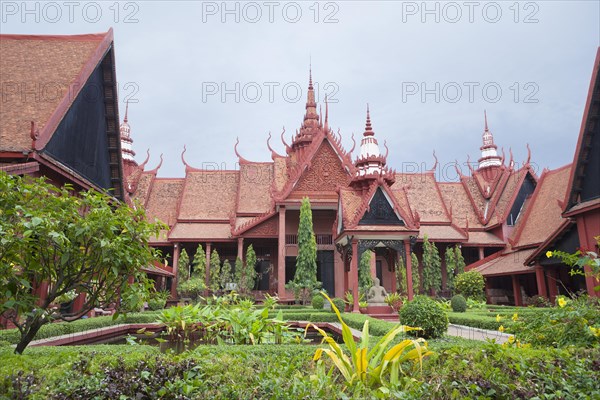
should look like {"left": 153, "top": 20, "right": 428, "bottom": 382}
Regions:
{"left": 2, "top": 340, "right": 599, "bottom": 399}
{"left": 0, "top": 312, "right": 161, "bottom": 345}
{"left": 447, "top": 312, "right": 512, "bottom": 331}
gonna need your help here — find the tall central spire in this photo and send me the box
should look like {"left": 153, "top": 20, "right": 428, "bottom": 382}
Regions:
{"left": 303, "top": 64, "right": 318, "bottom": 127}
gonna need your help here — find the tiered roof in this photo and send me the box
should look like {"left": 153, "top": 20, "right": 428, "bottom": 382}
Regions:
{"left": 124, "top": 71, "right": 540, "bottom": 249}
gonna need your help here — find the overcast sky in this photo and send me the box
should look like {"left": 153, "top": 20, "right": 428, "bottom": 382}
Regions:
{"left": 2, "top": 1, "right": 599, "bottom": 180}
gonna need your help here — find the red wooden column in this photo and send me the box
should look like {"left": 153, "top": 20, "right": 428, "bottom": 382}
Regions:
{"left": 237, "top": 237, "right": 244, "bottom": 261}
{"left": 170, "top": 243, "right": 180, "bottom": 299}
{"left": 535, "top": 264, "right": 547, "bottom": 298}
{"left": 512, "top": 275, "right": 522, "bottom": 306}
{"left": 350, "top": 239, "right": 359, "bottom": 312}
{"left": 277, "top": 206, "right": 286, "bottom": 297}
{"left": 546, "top": 269, "right": 559, "bottom": 302}
{"left": 478, "top": 247, "right": 485, "bottom": 260}
{"left": 35, "top": 281, "right": 49, "bottom": 306}
{"left": 72, "top": 292, "right": 86, "bottom": 314}
{"left": 405, "top": 240, "right": 414, "bottom": 301}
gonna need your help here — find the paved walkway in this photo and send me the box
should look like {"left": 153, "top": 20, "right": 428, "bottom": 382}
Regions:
{"left": 447, "top": 324, "right": 510, "bottom": 344}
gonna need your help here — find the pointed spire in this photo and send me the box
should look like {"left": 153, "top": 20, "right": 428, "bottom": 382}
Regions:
{"left": 308, "top": 60, "right": 313, "bottom": 90}
{"left": 363, "top": 104, "right": 374, "bottom": 136}
{"left": 324, "top": 95, "right": 329, "bottom": 131}
{"left": 124, "top": 100, "right": 129, "bottom": 123}
{"left": 484, "top": 109, "right": 488, "bottom": 131}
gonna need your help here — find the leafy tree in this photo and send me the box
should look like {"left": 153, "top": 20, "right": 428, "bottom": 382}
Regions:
{"left": 455, "top": 245, "right": 466, "bottom": 276}
{"left": 234, "top": 257, "right": 244, "bottom": 291}
{"left": 242, "top": 245, "right": 258, "bottom": 293}
{"left": 422, "top": 236, "right": 442, "bottom": 295}
{"left": 209, "top": 249, "right": 221, "bottom": 292}
{"left": 395, "top": 255, "right": 408, "bottom": 295}
{"left": 178, "top": 249, "right": 190, "bottom": 281}
{"left": 455, "top": 271, "right": 486, "bottom": 301}
{"left": 287, "top": 197, "right": 320, "bottom": 304}
{"left": 0, "top": 172, "right": 163, "bottom": 354}
{"left": 445, "top": 246, "right": 456, "bottom": 293}
{"left": 220, "top": 259, "right": 233, "bottom": 290}
{"left": 358, "top": 250, "right": 374, "bottom": 296}
{"left": 191, "top": 244, "right": 206, "bottom": 278}
{"left": 411, "top": 253, "right": 420, "bottom": 295}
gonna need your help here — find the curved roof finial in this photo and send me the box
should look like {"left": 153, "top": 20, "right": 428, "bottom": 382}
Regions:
{"left": 181, "top": 145, "right": 191, "bottom": 169}
{"left": 500, "top": 147, "right": 506, "bottom": 166}
{"left": 349, "top": 132, "right": 356, "bottom": 154}
{"left": 383, "top": 140, "right": 389, "bottom": 159}
{"left": 324, "top": 95, "right": 329, "bottom": 131}
{"left": 430, "top": 150, "right": 439, "bottom": 171}
{"left": 267, "top": 132, "right": 283, "bottom": 157}
{"left": 139, "top": 149, "right": 151, "bottom": 170}
{"left": 234, "top": 137, "right": 251, "bottom": 163}
{"left": 280, "top": 126, "right": 291, "bottom": 151}
{"left": 509, "top": 147, "right": 514, "bottom": 169}
{"left": 525, "top": 143, "right": 532, "bottom": 165}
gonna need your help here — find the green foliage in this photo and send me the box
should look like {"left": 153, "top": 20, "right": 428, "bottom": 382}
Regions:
{"left": 411, "top": 253, "right": 420, "bottom": 294}
{"left": 288, "top": 197, "right": 320, "bottom": 304}
{"left": 0, "top": 172, "right": 164, "bottom": 354}
{"left": 219, "top": 259, "right": 233, "bottom": 290}
{"left": 358, "top": 250, "right": 374, "bottom": 296}
{"left": 311, "top": 294, "right": 325, "bottom": 309}
{"left": 450, "top": 294, "right": 467, "bottom": 312}
{"left": 241, "top": 245, "right": 258, "bottom": 293}
{"left": 310, "top": 292, "right": 432, "bottom": 392}
{"left": 444, "top": 246, "right": 455, "bottom": 292}
{"left": 548, "top": 236, "right": 600, "bottom": 291}
{"left": 454, "top": 245, "right": 466, "bottom": 275}
{"left": 384, "top": 292, "right": 404, "bottom": 311}
{"left": 399, "top": 295, "right": 449, "bottom": 339}
{"left": 176, "top": 276, "right": 206, "bottom": 302}
{"left": 332, "top": 297, "right": 346, "bottom": 314}
{"left": 148, "top": 291, "right": 170, "bottom": 311}
{"left": 395, "top": 256, "right": 408, "bottom": 296}
{"left": 509, "top": 295, "right": 600, "bottom": 348}
{"left": 422, "top": 236, "right": 442, "bottom": 295}
{"left": 209, "top": 249, "right": 221, "bottom": 292}
{"left": 455, "top": 271, "right": 486, "bottom": 301}
{"left": 191, "top": 244, "right": 206, "bottom": 277}
{"left": 178, "top": 249, "right": 190, "bottom": 281}
{"left": 446, "top": 311, "right": 511, "bottom": 331}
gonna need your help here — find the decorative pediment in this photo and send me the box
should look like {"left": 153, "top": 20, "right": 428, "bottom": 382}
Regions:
{"left": 359, "top": 187, "right": 404, "bottom": 226}
{"left": 291, "top": 141, "right": 351, "bottom": 194}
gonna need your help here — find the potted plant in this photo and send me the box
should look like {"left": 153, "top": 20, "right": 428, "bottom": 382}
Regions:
{"left": 384, "top": 293, "right": 404, "bottom": 312}
{"left": 359, "top": 300, "right": 369, "bottom": 313}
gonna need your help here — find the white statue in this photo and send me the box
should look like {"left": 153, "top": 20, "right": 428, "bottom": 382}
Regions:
{"left": 367, "top": 277, "right": 388, "bottom": 304}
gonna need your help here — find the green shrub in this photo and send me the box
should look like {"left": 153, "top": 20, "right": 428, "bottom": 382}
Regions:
{"left": 455, "top": 271, "right": 485, "bottom": 300}
{"left": 311, "top": 294, "right": 324, "bottom": 309}
{"left": 447, "top": 312, "right": 509, "bottom": 331}
{"left": 331, "top": 297, "right": 345, "bottom": 313}
{"left": 399, "top": 295, "right": 448, "bottom": 339}
{"left": 510, "top": 295, "right": 600, "bottom": 348}
{"left": 450, "top": 294, "right": 467, "bottom": 312}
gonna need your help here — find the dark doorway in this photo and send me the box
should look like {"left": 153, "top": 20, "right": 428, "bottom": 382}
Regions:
{"left": 285, "top": 256, "right": 297, "bottom": 284}
{"left": 255, "top": 260, "right": 270, "bottom": 291}
{"left": 317, "top": 251, "right": 335, "bottom": 296}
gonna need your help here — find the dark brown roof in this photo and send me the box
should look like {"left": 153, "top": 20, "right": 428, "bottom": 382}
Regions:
{"left": 475, "top": 248, "right": 536, "bottom": 276}
{"left": 144, "top": 178, "right": 185, "bottom": 227}
{"left": 391, "top": 172, "right": 450, "bottom": 224}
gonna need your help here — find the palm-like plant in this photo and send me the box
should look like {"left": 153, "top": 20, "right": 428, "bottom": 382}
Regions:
{"left": 309, "top": 292, "right": 433, "bottom": 391}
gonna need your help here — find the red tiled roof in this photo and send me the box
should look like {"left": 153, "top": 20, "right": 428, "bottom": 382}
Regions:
{"left": 178, "top": 171, "right": 239, "bottom": 220}
{"left": 512, "top": 165, "right": 572, "bottom": 248}
{"left": 0, "top": 32, "right": 110, "bottom": 152}
{"left": 475, "top": 248, "right": 536, "bottom": 276}
{"left": 144, "top": 178, "right": 185, "bottom": 227}
{"left": 466, "top": 231, "right": 506, "bottom": 246}
{"left": 237, "top": 162, "right": 274, "bottom": 214}
{"left": 169, "top": 223, "right": 232, "bottom": 240}
{"left": 273, "top": 156, "right": 288, "bottom": 192}
{"left": 131, "top": 172, "right": 155, "bottom": 207}
{"left": 438, "top": 182, "right": 484, "bottom": 229}
{"left": 391, "top": 172, "right": 450, "bottom": 223}
{"left": 419, "top": 225, "right": 466, "bottom": 241}
{"left": 339, "top": 188, "right": 363, "bottom": 228}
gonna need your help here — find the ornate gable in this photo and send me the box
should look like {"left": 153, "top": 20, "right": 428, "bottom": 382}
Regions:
{"left": 359, "top": 187, "right": 404, "bottom": 226}
{"left": 290, "top": 140, "right": 351, "bottom": 194}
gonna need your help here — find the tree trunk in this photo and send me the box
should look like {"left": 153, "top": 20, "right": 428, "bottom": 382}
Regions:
{"left": 14, "top": 318, "right": 44, "bottom": 354}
